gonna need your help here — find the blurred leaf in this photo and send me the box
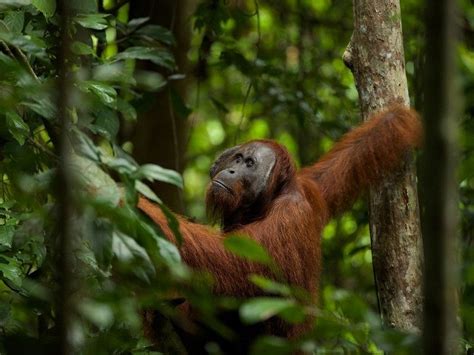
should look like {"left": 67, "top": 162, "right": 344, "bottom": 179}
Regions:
{"left": 78, "top": 80, "right": 117, "bottom": 105}
{"left": 75, "top": 13, "right": 108, "bottom": 30}
{"left": 31, "top": 0, "right": 55, "bottom": 17}
{"left": 92, "top": 107, "right": 119, "bottom": 139}
{"left": 73, "top": 129, "right": 101, "bottom": 161}
{"left": 6, "top": 111, "right": 29, "bottom": 145}
{"left": 117, "top": 99, "right": 137, "bottom": 122}
{"left": 4, "top": 10, "right": 24, "bottom": 32}
{"left": 22, "top": 92, "right": 56, "bottom": 119}
{"left": 127, "top": 17, "right": 149, "bottom": 29}
{"left": 133, "top": 164, "right": 183, "bottom": 189}
{"left": 136, "top": 24, "right": 175, "bottom": 46}
{"left": 70, "top": 0, "right": 97, "bottom": 13}
{"left": 250, "top": 336, "right": 292, "bottom": 355}
{"left": 72, "top": 155, "right": 121, "bottom": 207}
{"left": 112, "top": 231, "right": 155, "bottom": 280}
{"left": 249, "top": 275, "right": 291, "bottom": 296}
{"left": 114, "top": 47, "right": 175, "bottom": 70}
{"left": 79, "top": 300, "right": 114, "bottom": 329}
{"left": 134, "top": 70, "right": 166, "bottom": 91}
{"left": 71, "top": 41, "right": 95, "bottom": 56}
{"left": 224, "top": 235, "right": 272, "bottom": 265}
{"left": 240, "top": 297, "right": 295, "bottom": 324}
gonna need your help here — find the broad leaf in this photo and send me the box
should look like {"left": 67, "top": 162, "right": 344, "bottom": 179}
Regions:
{"left": 78, "top": 80, "right": 117, "bottom": 105}
{"left": 133, "top": 164, "right": 183, "bottom": 188}
{"left": 75, "top": 13, "right": 108, "bottom": 30}
{"left": 114, "top": 47, "right": 175, "bottom": 70}
{"left": 240, "top": 297, "right": 295, "bottom": 324}
{"left": 31, "top": 0, "right": 55, "bottom": 17}
{"left": 4, "top": 10, "right": 24, "bottom": 32}
{"left": 6, "top": 111, "right": 29, "bottom": 145}
{"left": 224, "top": 235, "right": 272, "bottom": 265}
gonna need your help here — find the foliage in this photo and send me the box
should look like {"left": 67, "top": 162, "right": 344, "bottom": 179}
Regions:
{"left": 0, "top": 0, "right": 472, "bottom": 354}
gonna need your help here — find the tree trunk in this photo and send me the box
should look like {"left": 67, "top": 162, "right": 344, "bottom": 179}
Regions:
{"left": 343, "top": 0, "right": 423, "bottom": 331}
{"left": 422, "top": 0, "right": 459, "bottom": 353}
{"left": 129, "top": 0, "right": 195, "bottom": 213}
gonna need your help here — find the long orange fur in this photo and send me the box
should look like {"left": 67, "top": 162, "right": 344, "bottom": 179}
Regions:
{"left": 138, "top": 105, "right": 422, "bottom": 341}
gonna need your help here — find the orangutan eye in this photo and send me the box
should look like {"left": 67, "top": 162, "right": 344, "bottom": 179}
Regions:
{"left": 245, "top": 158, "right": 255, "bottom": 168}
{"left": 235, "top": 154, "right": 243, "bottom": 164}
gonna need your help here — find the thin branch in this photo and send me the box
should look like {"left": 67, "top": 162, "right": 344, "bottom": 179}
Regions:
{"left": 10, "top": 45, "right": 39, "bottom": 81}
{"left": 0, "top": 40, "right": 15, "bottom": 58}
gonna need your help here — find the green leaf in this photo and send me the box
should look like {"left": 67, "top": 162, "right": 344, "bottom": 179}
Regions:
{"left": 224, "top": 235, "right": 272, "bottom": 265}
{"left": 71, "top": 41, "right": 95, "bottom": 56}
{"left": 133, "top": 164, "right": 183, "bottom": 188}
{"left": 6, "top": 111, "right": 29, "bottom": 145}
{"left": 0, "top": 255, "right": 23, "bottom": 287}
{"left": 4, "top": 10, "right": 24, "bottom": 32}
{"left": 112, "top": 230, "right": 155, "bottom": 281}
{"left": 117, "top": 98, "right": 137, "bottom": 122}
{"left": 78, "top": 80, "right": 117, "bottom": 105}
{"left": 136, "top": 24, "right": 175, "bottom": 45}
{"left": 73, "top": 129, "right": 101, "bottom": 161}
{"left": 114, "top": 47, "right": 175, "bottom": 70}
{"left": 240, "top": 297, "right": 295, "bottom": 324}
{"left": 104, "top": 157, "right": 138, "bottom": 176}
{"left": 72, "top": 155, "right": 121, "bottom": 207}
{"left": 22, "top": 92, "right": 56, "bottom": 119}
{"left": 249, "top": 275, "right": 292, "bottom": 296}
{"left": 0, "top": 225, "right": 15, "bottom": 249}
{"left": 135, "top": 181, "right": 161, "bottom": 204}
{"left": 75, "top": 13, "right": 108, "bottom": 30}
{"left": 0, "top": 1, "right": 31, "bottom": 11}
{"left": 92, "top": 107, "right": 119, "bottom": 139}
{"left": 31, "top": 0, "right": 56, "bottom": 17}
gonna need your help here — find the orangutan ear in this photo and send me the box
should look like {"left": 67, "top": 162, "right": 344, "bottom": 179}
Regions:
{"left": 209, "top": 145, "right": 241, "bottom": 178}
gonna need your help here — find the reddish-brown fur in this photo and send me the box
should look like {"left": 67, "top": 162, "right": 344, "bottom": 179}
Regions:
{"left": 138, "top": 106, "right": 422, "bottom": 341}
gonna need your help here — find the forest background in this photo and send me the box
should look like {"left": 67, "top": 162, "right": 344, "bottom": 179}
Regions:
{"left": 0, "top": 0, "right": 472, "bottom": 353}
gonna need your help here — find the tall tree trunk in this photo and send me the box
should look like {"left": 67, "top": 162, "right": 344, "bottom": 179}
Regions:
{"left": 129, "top": 0, "right": 195, "bottom": 213}
{"left": 343, "top": 0, "right": 423, "bottom": 331}
{"left": 422, "top": 0, "right": 459, "bottom": 353}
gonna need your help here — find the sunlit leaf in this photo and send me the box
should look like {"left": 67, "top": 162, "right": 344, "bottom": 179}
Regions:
{"left": 133, "top": 164, "right": 183, "bottom": 189}
{"left": 31, "top": 0, "right": 55, "bottom": 17}
{"left": 224, "top": 235, "right": 272, "bottom": 265}
{"left": 240, "top": 297, "right": 295, "bottom": 324}
{"left": 135, "top": 181, "right": 161, "bottom": 204}
{"left": 75, "top": 13, "right": 109, "bottom": 30}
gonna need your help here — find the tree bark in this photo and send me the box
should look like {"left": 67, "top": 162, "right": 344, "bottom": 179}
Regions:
{"left": 422, "top": 0, "right": 459, "bottom": 353}
{"left": 343, "top": 0, "right": 423, "bottom": 331}
{"left": 129, "top": 0, "right": 195, "bottom": 213}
